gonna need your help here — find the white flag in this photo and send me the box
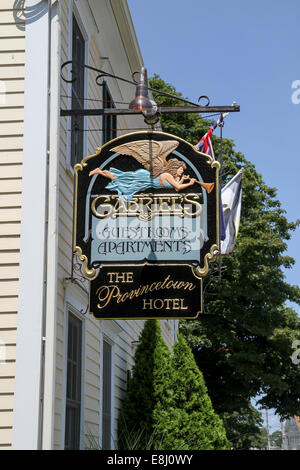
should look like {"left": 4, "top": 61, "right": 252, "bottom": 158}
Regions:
{"left": 220, "top": 169, "right": 243, "bottom": 255}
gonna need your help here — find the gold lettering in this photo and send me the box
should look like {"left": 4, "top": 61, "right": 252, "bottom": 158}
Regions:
{"left": 158, "top": 196, "right": 171, "bottom": 213}
{"left": 128, "top": 199, "right": 140, "bottom": 215}
{"left": 143, "top": 298, "right": 153, "bottom": 309}
{"left": 141, "top": 298, "right": 189, "bottom": 310}
{"left": 180, "top": 298, "right": 188, "bottom": 309}
{"left": 171, "top": 195, "right": 183, "bottom": 215}
{"left": 129, "top": 290, "right": 136, "bottom": 299}
{"left": 161, "top": 275, "right": 171, "bottom": 289}
{"left": 184, "top": 193, "right": 202, "bottom": 217}
{"left": 185, "top": 282, "right": 196, "bottom": 291}
{"left": 90, "top": 193, "right": 203, "bottom": 221}
{"left": 95, "top": 276, "right": 196, "bottom": 309}
{"left": 107, "top": 272, "right": 134, "bottom": 283}
{"left": 120, "top": 292, "right": 129, "bottom": 303}
{"left": 152, "top": 196, "right": 159, "bottom": 214}
{"left": 153, "top": 298, "right": 164, "bottom": 309}
{"left": 91, "top": 196, "right": 113, "bottom": 218}
{"left": 140, "top": 196, "right": 153, "bottom": 220}
{"left": 127, "top": 272, "right": 133, "bottom": 283}
{"left": 96, "top": 285, "right": 120, "bottom": 309}
{"left": 113, "top": 197, "right": 127, "bottom": 218}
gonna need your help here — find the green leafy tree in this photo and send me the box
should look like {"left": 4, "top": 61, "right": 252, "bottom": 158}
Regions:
{"left": 220, "top": 405, "right": 267, "bottom": 449}
{"left": 117, "top": 319, "right": 173, "bottom": 449}
{"left": 155, "top": 334, "right": 230, "bottom": 450}
{"left": 270, "top": 430, "right": 282, "bottom": 448}
{"left": 149, "top": 75, "right": 300, "bottom": 419}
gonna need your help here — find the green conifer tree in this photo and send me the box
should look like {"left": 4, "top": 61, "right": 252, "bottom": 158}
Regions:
{"left": 117, "top": 319, "right": 173, "bottom": 449}
{"left": 155, "top": 334, "right": 230, "bottom": 450}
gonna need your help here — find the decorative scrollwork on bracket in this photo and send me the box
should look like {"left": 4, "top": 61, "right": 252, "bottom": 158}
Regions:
{"left": 198, "top": 95, "right": 210, "bottom": 106}
{"left": 60, "top": 60, "right": 210, "bottom": 109}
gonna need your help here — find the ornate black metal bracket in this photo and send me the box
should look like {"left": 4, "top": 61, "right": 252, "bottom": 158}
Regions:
{"left": 64, "top": 254, "right": 91, "bottom": 315}
{"left": 60, "top": 61, "right": 240, "bottom": 119}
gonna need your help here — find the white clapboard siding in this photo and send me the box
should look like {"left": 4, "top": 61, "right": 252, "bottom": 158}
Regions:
{"left": 0, "top": 378, "right": 14, "bottom": 394}
{"left": 0, "top": 136, "right": 23, "bottom": 151}
{"left": 0, "top": 179, "right": 22, "bottom": 194}
{"left": 0, "top": 164, "right": 22, "bottom": 179}
{"left": 55, "top": 2, "right": 95, "bottom": 449}
{"left": 0, "top": 193, "right": 21, "bottom": 207}
{"left": 0, "top": 297, "right": 18, "bottom": 312}
{"left": 0, "top": 122, "right": 24, "bottom": 136}
{"left": 0, "top": 0, "right": 24, "bottom": 10}
{"left": 0, "top": 427, "right": 12, "bottom": 448}
{"left": 0, "top": 65, "right": 24, "bottom": 80}
{"left": 0, "top": 252, "right": 19, "bottom": 265}
{"left": 0, "top": 150, "right": 23, "bottom": 164}
{"left": 0, "top": 107, "right": 24, "bottom": 122}
{"left": 0, "top": 223, "right": 20, "bottom": 236}
{"left": 0, "top": 313, "right": 17, "bottom": 329}
{"left": 0, "top": 209, "right": 21, "bottom": 223}
{"left": 0, "top": 265, "right": 19, "bottom": 279}
{"left": 0, "top": 79, "right": 24, "bottom": 93}
{"left": 0, "top": 37, "right": 25, "bottom": 52}
{"left": 0, "top": 10, "right": 25, "bottom": 25}
{"left": 0, "top": 52, "right": 25, "bottom": 65}
{"left": 0, "top": 0, "right": 25, "bottom": 449}
{"left": 0, "top": 23, "right": 24, "bottom": 38}
{"left": 0, "top": 361, "right": 15, "bottom": 381}
{"left": 0, "top": 344, "right": 16, "bottom": 361}
{"left": 0, "top": 92, "right": 24, "bottom": 107}
{"left": 0, "top": 279, "right": 19, "bottom": 297}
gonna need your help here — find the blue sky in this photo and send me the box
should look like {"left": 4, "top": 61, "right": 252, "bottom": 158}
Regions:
{"left": 128, "top": 0, "right": 300, "bottom": 432}
{"left": 128, "top": 0, "right": 300, "bottom": 317}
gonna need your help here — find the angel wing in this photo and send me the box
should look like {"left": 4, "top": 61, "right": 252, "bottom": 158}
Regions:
{"left": 111, "top": 140, "right": 179, "bottom": 177}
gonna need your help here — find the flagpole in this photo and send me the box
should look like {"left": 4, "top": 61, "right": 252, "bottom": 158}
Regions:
{"left": 219, "top": 117, "right": 224, "bottom": 280}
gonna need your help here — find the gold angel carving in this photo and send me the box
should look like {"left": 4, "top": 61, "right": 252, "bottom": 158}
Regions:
{"left": 89, "top": 140, "right": 214, "bottom": 200}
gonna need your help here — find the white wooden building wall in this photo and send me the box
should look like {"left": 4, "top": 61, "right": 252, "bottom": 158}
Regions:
{"left": 56, "top": 0, "right": 177, "bottom": 450}
{"left": 0, "top": 0, "right": 25, "bottom": 450}
{"left": 0, "top": 0, "right": 177, "bottom": 450}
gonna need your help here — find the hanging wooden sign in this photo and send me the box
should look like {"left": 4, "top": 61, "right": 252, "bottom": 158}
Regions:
{"left": 73, "top": 131, "right": 220, "bottom": 319}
